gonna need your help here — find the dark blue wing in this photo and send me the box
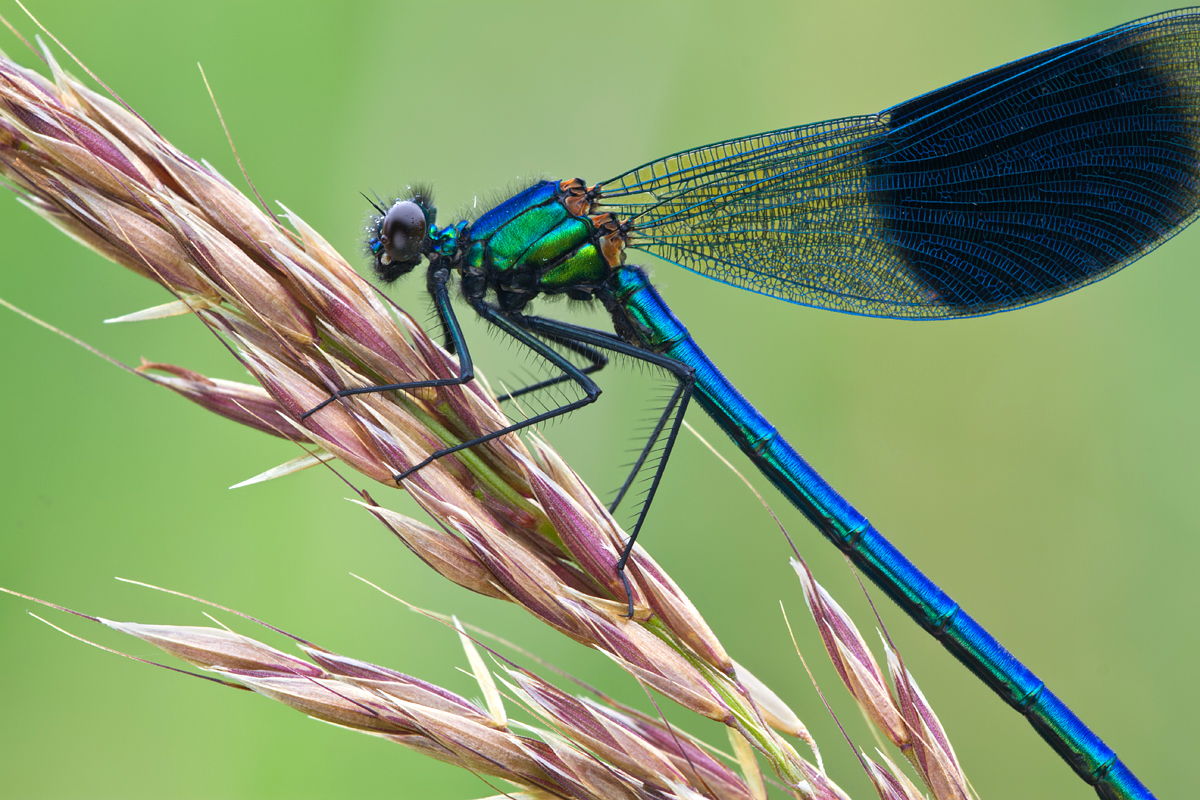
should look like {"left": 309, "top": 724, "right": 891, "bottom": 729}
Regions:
{"left": 598, "top": 10, "right": 1200, "bottom": 319}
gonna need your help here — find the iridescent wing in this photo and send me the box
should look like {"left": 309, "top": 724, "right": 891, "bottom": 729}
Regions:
{"left": 598, "top": 10, "right": 1200, "bottom": 319}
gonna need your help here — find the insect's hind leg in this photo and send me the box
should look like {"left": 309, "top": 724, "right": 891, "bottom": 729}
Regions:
{"left": 607, "top": 378, "right": 687, "bottom": 516}
{"left": 508, "top": 313, "right": 697, "bottom": 617}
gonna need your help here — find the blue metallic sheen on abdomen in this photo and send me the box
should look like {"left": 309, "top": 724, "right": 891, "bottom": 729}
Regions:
{"left": 609, "top": 265, "right": 1137, "bottom": 793}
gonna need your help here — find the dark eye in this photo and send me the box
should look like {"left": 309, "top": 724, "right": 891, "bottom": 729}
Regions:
{"left": 381, "top": 200, "right": 427, "bottom": 266}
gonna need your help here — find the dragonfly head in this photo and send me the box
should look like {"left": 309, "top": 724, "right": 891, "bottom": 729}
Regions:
{"left": 367, "top": 187, "right": 437, "bottom": 283}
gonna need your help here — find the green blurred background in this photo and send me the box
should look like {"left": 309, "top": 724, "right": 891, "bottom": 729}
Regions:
{"left": 1, "top": 1, "right": 1194, "bottom": 797}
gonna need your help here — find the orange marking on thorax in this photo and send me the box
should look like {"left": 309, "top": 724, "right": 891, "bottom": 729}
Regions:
{"left": 589, "top": 212, "right": 627, "bottom": 266}
{"left": 559, "top": 178, "right": 592, "bottom": 217}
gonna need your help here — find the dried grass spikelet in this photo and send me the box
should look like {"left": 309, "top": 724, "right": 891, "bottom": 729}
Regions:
{"left": 100, "top": 614, "right": 760, "bottom": 800}
{"left": 793, "top": 558, "right": 970, "bottom": 800}
{"left": 0, "top": 30, "right": 975, "bottom": 800}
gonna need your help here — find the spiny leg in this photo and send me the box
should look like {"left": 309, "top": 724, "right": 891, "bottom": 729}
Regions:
{"left": 607, "top": 379, "right": 686, "bottom": 515}
{"left": 614, "top": 378, "right": 691, "bottom": 577}
{"left": 392, "top": 300, "right": 604, "bottom": 482}
{"left": 301, "top": 268, "right": 471, "bottom": 419}
{"left": 495, "top": 328, "right": 608, "bottom": 403}
{"left": 509, "top": 313, "right": 696, "bottom": 616}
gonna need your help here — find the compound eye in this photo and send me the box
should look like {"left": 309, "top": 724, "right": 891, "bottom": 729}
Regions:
{"left": 381, "top": 200, "right": 427, "bottom": 265}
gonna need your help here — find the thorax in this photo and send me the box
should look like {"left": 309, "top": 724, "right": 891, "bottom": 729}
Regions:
{"left": 451, "top": 179, "right": 626, "bottom": 312}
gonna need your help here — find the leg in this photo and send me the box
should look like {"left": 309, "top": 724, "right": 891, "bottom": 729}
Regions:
{"left": 301, "top": 269, "right": 471, "bottom": 419}
{"left": 392, "top": 300, "right": 605, "bottom": 481}
{"left": 512, "top": 314, "right": 694, "bottom": 507}
{"left": 495, "top": 325, "right": 608, "bottom": 403}
{"left": 614, "top": 377, "right": 690, "bottom": 578}
{"left": 505, "top": 314, "right": 696, "bottom": 616}
{"left": 607, "top": 378, "right": 686, "bottom": 514}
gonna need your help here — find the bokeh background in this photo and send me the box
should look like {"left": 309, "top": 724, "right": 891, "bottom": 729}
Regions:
{"left": 1, "top": 1, "right": 1194, "bottom": 798}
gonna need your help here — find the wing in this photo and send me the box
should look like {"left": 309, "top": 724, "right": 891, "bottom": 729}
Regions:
{"left": 597, "top": 10, "right": 1200, "bottom": 319}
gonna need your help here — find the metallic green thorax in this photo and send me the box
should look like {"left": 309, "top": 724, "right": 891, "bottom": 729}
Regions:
{"left": 454, "top": 179, "right": 619, "bottom": 305}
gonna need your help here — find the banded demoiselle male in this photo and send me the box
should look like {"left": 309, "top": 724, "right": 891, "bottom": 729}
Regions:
{"left": 302, "top": 9, "right": 1200, "bottom": 800}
